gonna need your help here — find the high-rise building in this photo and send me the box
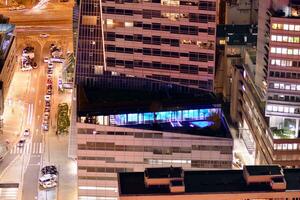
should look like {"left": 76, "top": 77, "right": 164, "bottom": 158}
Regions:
{"left": 76, "top": 86, "right": 233, "bottom": 200}
{"left": 264, "top": 1, "right": 300, "bottom": 139}
{"left": 75, "top": 0, "right": 219, "bottom": 91}
{"left": 118, "top": 165, "right": 300, "bottom": 200}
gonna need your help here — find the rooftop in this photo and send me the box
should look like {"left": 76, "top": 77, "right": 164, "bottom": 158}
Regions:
{"left": 217, "top": 24, "right": 257, "bottom": 46}
{"left": 245, "top": 165, "right": 282, "bottom": 176}
{"left": 118, "top": 167, "right": 300, "bottom": 196}
{"left": 77, "top": 85, "right": 220, "bottom": 116}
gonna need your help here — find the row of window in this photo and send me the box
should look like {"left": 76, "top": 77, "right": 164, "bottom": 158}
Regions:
{"left": 269, "top": 82, "right": 300, "bottom": 91}
{"left": 106, "top": 57, "right": 213, "bottom": 74}
{"left": 105, "top": 32, "right": 214, "bottom": 50}
{"left": 78, "top": 129, "right": 163, "bottom": 138}
{"left": 102, "top": 7, "right": 216, "bottom": 23}
{"left": 191, "top": 160, "right": 232, "bottom": 168}
{"left": 147, "top": 74, "right": 212, "bottom": 89}
{"left": 271, "top": 35, "right": 300, "bottom": 43}
{"left": 132, "top": 21, "right": 215, "bottom": 35}
{"left": 104, "top": 0, "right": 216, "bottom": 10}
{"left": 266, "top": 105, "right": 300, "bottom": 114}
{"left": 105, "top": 45, "right": 214, "bottom": 62}
{"left": 269, "top": 71, "right": 300, "bottom": 80}
{"left": 270, "top": 59, "right": 300, "bottom": 68}
{"left": 272, "top": 23, "right": 300, "bottom": 31}
{"left": 268, "top": 94, "right": 300, "bottom": 103}
{"left": 270, "top": 47, "right": 300, "bottom": 55}
{"left": 78, "top": 166, "right": 133, "bottom": 173}
{"left": 78, "top": 142, "right": 232, "bottom": 154}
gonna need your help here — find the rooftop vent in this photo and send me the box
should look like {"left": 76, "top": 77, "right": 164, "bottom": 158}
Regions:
{"left": 243, "top": 165, "right": 286, "bottom": 190}
{"left": 144, "top": 167, "right": 184, "bottom": 188}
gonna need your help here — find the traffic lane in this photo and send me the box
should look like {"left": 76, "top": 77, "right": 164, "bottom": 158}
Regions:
{"left": 22, "top": 164, "right": 40, "bottom": 200}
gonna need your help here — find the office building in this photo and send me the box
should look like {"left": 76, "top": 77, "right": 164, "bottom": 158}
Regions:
{"left": 0, "top": 23, "right": 16, "bottom": 116}
{"left": 118, "top": 165, "right": 300, "bottom": 200}
{"left": 76, "top": 85, "right": 233, "bottom": 200}
{"left": 75, "top": 0, "right": 219, "bottom": 91}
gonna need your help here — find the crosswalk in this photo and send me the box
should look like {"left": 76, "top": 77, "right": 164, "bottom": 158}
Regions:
{"left": 9, "top": 142, "right": 43, "bottom": 155}
{"left": 0, "top": 184, "right": 19, "bottom": 200}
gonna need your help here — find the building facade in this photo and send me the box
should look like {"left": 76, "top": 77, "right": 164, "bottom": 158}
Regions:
{"left": 76, "top": 0, "right": 219, "bottom": 91}
{"left": 0, "top": 23, "right": 16, "bottom": 115}
{"left": 75, "top": 86, "right": 233, "bottom": 200}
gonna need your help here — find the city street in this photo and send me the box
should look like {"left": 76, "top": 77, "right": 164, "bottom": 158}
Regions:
{"left": 0, "top": 3, "right": 76, "bottom": 198}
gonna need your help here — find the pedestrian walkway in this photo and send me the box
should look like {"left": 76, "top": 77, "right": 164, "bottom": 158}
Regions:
{"left": 0, "top": 183, "right": 19, "bottom": 200}
{"left": 9, "top": 142, "right": 43, "bottom": 155}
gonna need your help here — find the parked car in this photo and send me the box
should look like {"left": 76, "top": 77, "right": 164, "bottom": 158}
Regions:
{"left": 44, "top": 57, "right": 49, "bottom": 63}
{"left": 23, "top": 129, "right": 30, "bottom": 136}
{"left": 39, "top": 174, "right": 57, "bottom": 187}
{"left": 40, "top": 33, "right": 49, "bottom": 38}
{"left": 44, "top": 95, "right": 51, "bottom": 102}
{"left": 41, "top": 165, "right": 58, "bottom": 176}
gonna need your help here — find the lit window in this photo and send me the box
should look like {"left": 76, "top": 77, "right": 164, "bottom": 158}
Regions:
{"left": 289, "top": 24, "right": 295, "bottom": 31}
{"left": 289, "top": 107, "right": 295, "bottom": 113}
{"left": 284, "top": 107, "right": 289, "bottom": 113}
{"left": 219, "top": 39, "right": 226, "bottom": 45}
{"left": 293, "top": 49, "right": 299, "bottom": 55}
{"left": 283, "top": 24, "right": 289, "bottom": 30}
{"left": 287, "top": 61, "right": 292, "bottom": 66}
{"left": 295, "top": 25, "right": 300, "bottom": 31}
{"left": 297, "top": 85, "right": 300, "bottom": 91}
{"left": 278, "top": 106, "right": 284, "bottom": 112}
{"left": 281, "top": 60, "right": 286, "bottom": 66}
{"left": 161, "top": 0, "right": 179, "bottom": 6}
{"left": 277, "top": 35, "right": 282, "bottom": 42}
{"left": 271, "top": 35, "right": 277, "bottom": 41}
{"left": 273, "top": 106, "right": 278, "bottom": 112}
{"left": 276, "top": 48, "right": 281, "bottom": 54}
{"left": 285, "top": 85, "right": 290, "bottom": 90}
{"left": 282, "top": 48, "right": 287, "bottom": 54}
{"left": 275, "top": 59, "right": 281, "bottom": 66}
{"left": 274, "top": 83, "right": 279, "bottom": 88}
{"left": 291, "top": 84, "right": 296, "bottom": 90}
{"left": 106, "top": 19, "right": 114, "bottom": 25}
{"left": 294, "top": 37, "right": 299, "bottom": 43}
{"left": 288, "top": 49, "right": 293, "bottom": 55}
{"left": 283, "top": 36, "right": 288, "bottom": 42}
{"left": 125, "top": 22, "right": 133, "bottom": 27}
{"left": 278, "top": 24, "right": 283, "bottom": 29}
{"left": 271, "top": 47, "right": 276, "bottom": 53}
{"left": 271, "top": 59, "right": 276, "bottom": 65}
{"left": 289, "top": 37, "right": 293, "bottom": 43}
{"left": 267, "top": 105, "right": 272, "bottom": 111}
{"left": 272, "top": 23, "right": 278, "bottom": 29}
{"left": 280, "top": 84, "right": 284, "bottom": 89}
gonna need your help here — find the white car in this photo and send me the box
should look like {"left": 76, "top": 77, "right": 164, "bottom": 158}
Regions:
{"left": 44, "top": 95, "right": 51, "bottom": 102}
{"left": 48, "top": 63, "right": 54, "bottom": 69}
{"left": 41, "top": 181, "right": 57, "bottom": 189}
{"left": 39, "top": 174, "right": 57, "bottom": 188}
{"left": 40, "top": 33, "right": 49, "bottom": 38}
{"left": 23, "top": 129, "right": 30, "bottom": 136}
{"left": 44, "top": 57, "right": 49, "bottom": 63}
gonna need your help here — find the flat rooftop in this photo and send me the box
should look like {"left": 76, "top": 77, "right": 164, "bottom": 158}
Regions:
{"left": 77, "top": 86, "right": 220, "bottom": 116}
{"left": 245, "top": 165, "right": 282, "bottom": 176}
{"left": 119, "top": 168, "right": 300, "bottom": 196}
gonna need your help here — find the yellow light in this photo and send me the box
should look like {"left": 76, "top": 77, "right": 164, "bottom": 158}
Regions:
{"left": 219, "top": 39, "right": 226, "bottom": 45}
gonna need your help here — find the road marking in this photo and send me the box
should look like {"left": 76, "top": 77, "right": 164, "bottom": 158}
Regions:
{"left": 39, "top": 143, "right": 43, "bottom": 154}
{"left": 9, "top": 142, "right": 43, "bottom": 155}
